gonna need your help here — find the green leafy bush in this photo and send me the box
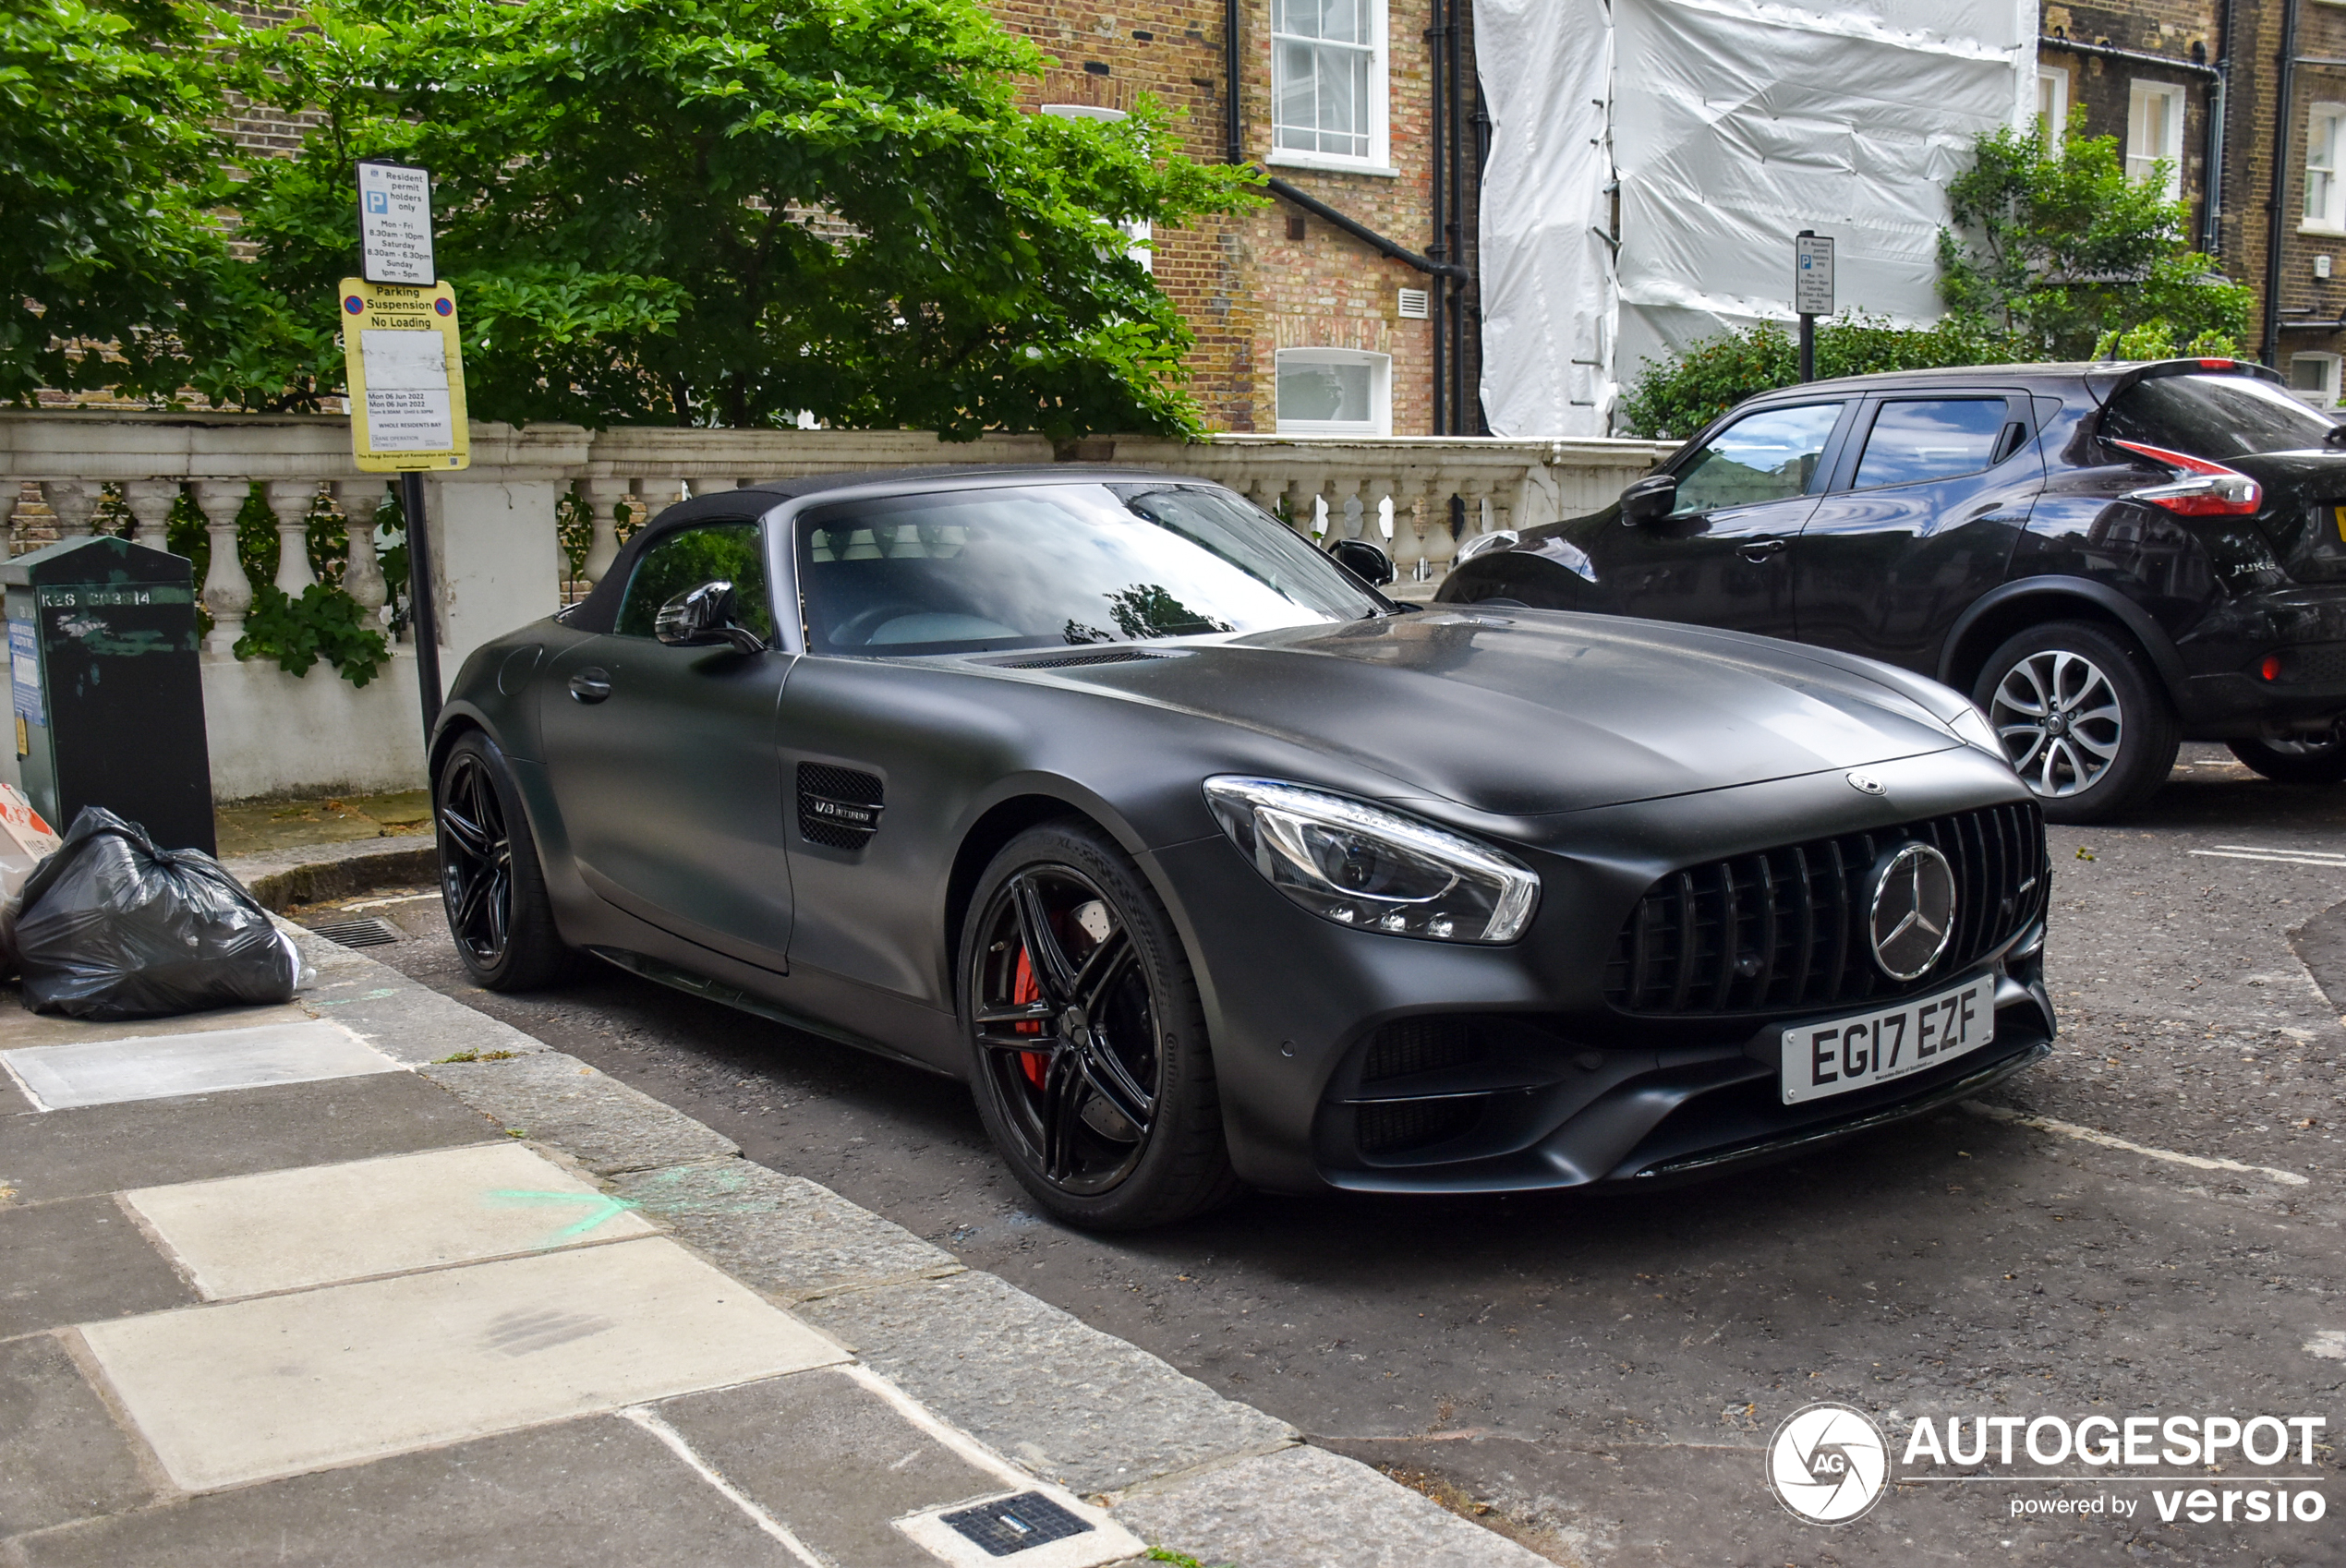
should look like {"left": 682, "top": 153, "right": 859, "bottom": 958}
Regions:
{"left": 234, "top": 583, "right": 390, "bottom": 686}
{"left": 1619, "top": 316, "right": 2031, "bottom": 440}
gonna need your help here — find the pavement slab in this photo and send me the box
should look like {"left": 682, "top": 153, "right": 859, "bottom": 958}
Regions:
{"left": 7, "top": 1410, "right": 806, "bottom": 1568}
{"left": 123, "top": 1142, "right": 656, "bottom": 1300}
{"left": 0, "top": 1000, "right": 312, "bottom": 1054}
{"left": 0, "top": 1334, "right": 157, "bottom": 1538}
{"left": 420, "top": 1053, "right": 738, "bottom": 1175}
{"left": 611, "top": 1159, "right": 958, "bottom": 1303}
{"left": 79, "top": 1236, "right": 847, "bottom": 1491}
{"left": 1, "top": 1020, "right": 399, "bottom": 1111}
{"left": 1112, "top": 1442, "right": 1555, "bottom": 1568}
{"left": 0, "top": 1072, "right": 499, "bottom": 1207}
{"left": 657, "top": 1367, "right": 1010, "bottom": 1568}
{"left": 0, "top": 1195, "right": 194, "bottom": 1338}
{"left": 796, "top": 1270, "right": 1299, "bottom": 1498}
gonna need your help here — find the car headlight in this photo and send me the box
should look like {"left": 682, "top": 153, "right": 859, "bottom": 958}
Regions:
{"left": 1944, "top": 704, "right": 2007, "bottom": 761}
{"left": 1203, "top": 777, "right": 1540, "bottom": 943}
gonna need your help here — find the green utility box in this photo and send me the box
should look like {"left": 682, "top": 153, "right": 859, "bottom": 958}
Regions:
{"left": 1, "top": 536, "right": 214, "bottom": 853}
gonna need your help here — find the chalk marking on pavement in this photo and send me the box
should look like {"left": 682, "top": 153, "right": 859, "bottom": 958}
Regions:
{"left": 615, "top": 1405, "right": 827, "bottom": 1568}
{"left": 2189, "top": 845, "right": 2346, "bottom": 868}
{"left": 483, "top": 1188, "right": 642, "bottom": 1243}
{"left": 1963, "top": 1101, "right": 2310, "bottom": 1186}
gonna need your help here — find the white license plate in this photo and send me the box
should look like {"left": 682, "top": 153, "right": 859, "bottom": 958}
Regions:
{"left": 1780, "top": 973, "right": 1996, "bottom": 1104}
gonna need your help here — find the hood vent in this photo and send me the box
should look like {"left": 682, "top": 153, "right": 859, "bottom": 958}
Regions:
{"left": 989, "top": 647, "right": 1167, "bottom": 670}
{"left": 797, "top": 763, "right": 883, "bottom": 850}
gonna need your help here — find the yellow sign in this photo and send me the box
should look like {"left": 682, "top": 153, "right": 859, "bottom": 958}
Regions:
{"left": 337, "top": 277, "right": 470, "bottom": 472}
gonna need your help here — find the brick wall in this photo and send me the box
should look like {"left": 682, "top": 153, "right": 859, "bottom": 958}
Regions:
{"left": 2228, "top": 0, "right": 2346, "bottom": 386}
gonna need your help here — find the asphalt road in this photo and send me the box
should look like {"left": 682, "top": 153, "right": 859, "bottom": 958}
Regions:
{"left": 318, "top": 745, "right": 2346, "bottom": 1567}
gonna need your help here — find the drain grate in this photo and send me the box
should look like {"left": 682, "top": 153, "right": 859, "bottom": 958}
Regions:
{"left": 307, "top": 916, "right": 401, "bottom": 948}
{"left": 938, "top": 1492, "right": 1094, "bottom": 1557}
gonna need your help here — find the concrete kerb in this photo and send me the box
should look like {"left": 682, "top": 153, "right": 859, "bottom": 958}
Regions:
{"left": 245, "top": 866, "right": 1549, "bottom": 1567}
{"left": 225, "top": 838, "right": 438, "bottom": 915}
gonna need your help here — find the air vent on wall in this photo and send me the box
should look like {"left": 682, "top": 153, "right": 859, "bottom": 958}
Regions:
{"left": 796, "top": 763, "right": 884, "bottom": 850}
{"left": 1397, "top": 287, "right": 1431, "bottom": 320}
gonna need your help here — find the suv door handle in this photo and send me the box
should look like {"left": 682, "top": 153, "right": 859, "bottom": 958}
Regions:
{"left": 1738, "top": 538, "right": 1788, "bottom": 562}
{"left": 568, "top": 668, "right": 612, "bottom": 704}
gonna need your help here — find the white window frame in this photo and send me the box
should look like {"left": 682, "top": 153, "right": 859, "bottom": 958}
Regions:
{"left": 2037, "top": 66, "right": 2069, "bottom": 148}
{"left": 1275, "top": 347, "right": 1392, "bottom": 437}
{"left": 1267, "top": 0, "right": 1393, "bottom": 176}
{"left": 2125, "top": 80, "right": 2185, "bottom": 201}
{"left": 2291, "top": 353, "right": 2341, "bottom": 409}
{"left": 1040, "top": 104, "right": 1153, "bottom": 271}
{"left": 2306, "top": 103, "right": 2346, "bottom": 235}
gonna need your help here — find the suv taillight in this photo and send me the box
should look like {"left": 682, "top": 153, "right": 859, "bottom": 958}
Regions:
{"left": 2110, "top": 439, "right": 2263, "bottom": 516}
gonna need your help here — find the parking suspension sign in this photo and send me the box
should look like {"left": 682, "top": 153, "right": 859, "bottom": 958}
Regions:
{"left": 337, "top": 278, "right": 471, "bottom": 473}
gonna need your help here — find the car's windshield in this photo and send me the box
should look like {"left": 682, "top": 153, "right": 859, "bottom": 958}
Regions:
{"left": 796, "top": 483, "right": 1384, "bottom": 656}
{"left": 2101, "top": 372, "right": 2338, "bottom": 459}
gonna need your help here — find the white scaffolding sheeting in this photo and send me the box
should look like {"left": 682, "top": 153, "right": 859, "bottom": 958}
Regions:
{"left": 1475, "top": 0, "right": 2032, "bottom": 439}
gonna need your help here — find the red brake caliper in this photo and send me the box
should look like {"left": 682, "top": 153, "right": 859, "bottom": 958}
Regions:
{"left": 1012, "top": 948, "right": 1048, "bottom": 1088}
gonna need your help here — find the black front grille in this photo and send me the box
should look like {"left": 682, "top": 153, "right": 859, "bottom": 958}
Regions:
{"left": 797, "top": 763, "right": 884, "bottom": 850}
{"left": 1602, "top": 802, "right": 2045, "bottom": 1018}
{"left": 1356, "top": 1098, "right": 1481, "bottom": 1154}
{"left": 1360, "top": 1017, "right": 1486, "bottom": 1082}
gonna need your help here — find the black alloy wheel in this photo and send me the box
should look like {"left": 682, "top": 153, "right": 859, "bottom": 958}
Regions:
{"left": 2228, "top": 730, "right": 2346, "bottom": 785}
{"left": 961, "top": 822, "right": 1238, "bottom": 1229}
{"left": 435, "top": 731, "right": 574, "bottom": 990}
{"left": 1974, "top": 621, "right": 2180, "bottom": 825}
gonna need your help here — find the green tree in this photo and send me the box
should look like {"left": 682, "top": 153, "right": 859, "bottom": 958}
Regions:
{"left": 1938, "top": 114, "right": 2251, "bottom": 358}
{"left": 224, "top": 0, "right": 1261, "bottom": 439}
{"left": 0, "top": 0, "right": 236, "bottom": 403}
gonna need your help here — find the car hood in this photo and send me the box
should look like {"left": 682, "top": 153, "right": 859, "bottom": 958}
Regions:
{"left": 993, "top": 609, "right": 1969, "bottom": 815}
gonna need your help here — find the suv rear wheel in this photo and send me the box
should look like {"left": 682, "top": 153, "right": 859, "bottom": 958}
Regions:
{"left": 1973, "top": 621, "right": 2180, "bottom": 824}
{"left": 2228, "top": 730, "right": 2346, "bottom": 785}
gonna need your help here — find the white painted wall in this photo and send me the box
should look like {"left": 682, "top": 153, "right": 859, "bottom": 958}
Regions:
{"left": 201, "top": 652, "right": 427, "bottom": 801}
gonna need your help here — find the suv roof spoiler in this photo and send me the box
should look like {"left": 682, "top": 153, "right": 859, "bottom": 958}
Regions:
{"left": 2084, "top": 356, "right": 2285, "bottom": 406}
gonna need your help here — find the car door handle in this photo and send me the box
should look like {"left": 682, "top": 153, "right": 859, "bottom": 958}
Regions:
{"left": 1738, "top": 538, "right": 1788, "bottom": 562}
{"left": 567, "top": 668, "right": 612, "bottom": 704}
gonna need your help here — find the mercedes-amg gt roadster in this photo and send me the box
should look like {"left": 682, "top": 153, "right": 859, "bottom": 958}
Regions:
{"left": 432, "top": 467, "right": 2054, "bottom": 1228}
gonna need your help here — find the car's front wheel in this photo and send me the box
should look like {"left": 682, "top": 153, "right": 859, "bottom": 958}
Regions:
{"left": 1973, "top": 621, "right": 2180, "bottom": 824}
{"left": 435, "top": 730, "right": 574, "bottom": 990}
{"left": 960, "top": 821, "right": 1239, "bottom": 1230}
{"left": 2229, "top": 729, "right": 2346, "bottom": 784}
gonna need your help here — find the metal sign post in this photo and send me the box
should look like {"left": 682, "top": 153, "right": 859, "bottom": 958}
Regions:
{"left": 1795, "top": 231, "right": 1834, "bottom": 383}
{"left": 340, "top": 159, "right": 465, "bottom": 742}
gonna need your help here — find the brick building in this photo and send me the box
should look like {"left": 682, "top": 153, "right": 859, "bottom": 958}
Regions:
{"left": 994, "top": 2, "right": 1481, "bottom": 437}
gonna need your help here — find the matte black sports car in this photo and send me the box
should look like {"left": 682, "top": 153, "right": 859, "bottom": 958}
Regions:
{"left": 1442, "top": 357, "right": 2346, "bottom": 824}
{"left": 432, "top": 467, "right": 2054, "bottom": 1228}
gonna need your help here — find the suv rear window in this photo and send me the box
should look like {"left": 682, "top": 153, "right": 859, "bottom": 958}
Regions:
{"left": 2101, "top": 373, "right": 2337, "bottom": 459}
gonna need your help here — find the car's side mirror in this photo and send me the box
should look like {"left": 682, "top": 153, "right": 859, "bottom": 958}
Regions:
{"left": 1326, "top": 537, "right": 1397, "bottom": 586}
{"left": 1619, "top": 473, "right": 1678, "bottom": 525}
{"left": 656, "top": 580, "right": 767, "bottom": 655}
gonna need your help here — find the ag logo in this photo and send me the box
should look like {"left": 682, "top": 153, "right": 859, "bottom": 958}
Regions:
{"left": 1765, "top": 1402, "right": 1889, "bottom": 1525}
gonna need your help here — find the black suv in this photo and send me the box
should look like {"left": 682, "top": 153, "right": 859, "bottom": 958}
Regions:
{"left": 1439, "top": 358, "right": 2346, "bottom": 822}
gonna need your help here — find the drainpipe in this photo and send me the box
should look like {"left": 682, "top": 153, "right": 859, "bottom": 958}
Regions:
{"left": 2265, "top": 0, "right": 2303, "bottom": 368}
{"left": 1446, "top": 0, "right": 1467, "bottom": 434}
{"left": 1224, "top": 0, "right": 1241, "bottom": 165}
{"left": 1428, "top": 0, "right": 1448, "bottom": 436}
{"left": 2207, "top": 0, "right": 2233, "bottom": 256}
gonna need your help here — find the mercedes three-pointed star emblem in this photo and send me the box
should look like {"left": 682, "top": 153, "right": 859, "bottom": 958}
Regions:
{"left": 1867, "top": 842, "right": 1957, "bottom": 981}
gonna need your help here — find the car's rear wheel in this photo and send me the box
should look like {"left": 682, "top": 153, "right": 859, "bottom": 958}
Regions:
{"left": 1974, "top": 621, "right": 2179, "bottom": 824}
{"left": 960, "top": 822, "right": 1239, "bottom": 1230}
{"left": 436, "top": 730, "right": 574, "bottom": 990}
{"left": 2228, "top": 729, "right": 2346, "bottom": 784}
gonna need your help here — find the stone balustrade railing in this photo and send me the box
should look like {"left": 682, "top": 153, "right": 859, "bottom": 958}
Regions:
{"left": 0, "top": 414, "right": 1675, "bottom": 674}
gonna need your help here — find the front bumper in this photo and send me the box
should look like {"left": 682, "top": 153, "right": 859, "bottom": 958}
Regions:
{"left": 1143, "top": 747, "right": 2052, "bottom": 1196}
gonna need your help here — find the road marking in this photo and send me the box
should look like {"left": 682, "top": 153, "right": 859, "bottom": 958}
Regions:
{"left": 2188, "top": 845, "right": 2346, "bottom": 867}
{"left": 341, "top": 891, "right": 441, "bottom": 911}
{"left": 1963, "top": 1101, "right": 2311, "bottom": 1187}
{"left": 616, "top": 1405, "right": 828, "bottom": 1568}
{"left": 2306, "top": 1331, "right": 2346, "bottom": 1360}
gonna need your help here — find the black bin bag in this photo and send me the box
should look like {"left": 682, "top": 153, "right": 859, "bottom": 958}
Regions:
{"left": 16, "top": 807, "right": 299, "bottom": 1019}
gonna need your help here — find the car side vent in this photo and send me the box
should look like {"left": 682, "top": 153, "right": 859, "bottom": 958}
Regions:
{"left": 990, "top": 648, "right": 1167, "bottom": 670}
{"left": 797, "top": 764, "right": 884, "bottom": 850}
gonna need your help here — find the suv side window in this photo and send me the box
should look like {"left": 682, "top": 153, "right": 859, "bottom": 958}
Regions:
{"left": 1849, "top": 399, "right": 2013, "bottom": 489}
{"left": 616, "top": 522, "right": 774, "bottom": 639}
{"left": 1671, "top": 403, "right": 1844, "bottom": 516}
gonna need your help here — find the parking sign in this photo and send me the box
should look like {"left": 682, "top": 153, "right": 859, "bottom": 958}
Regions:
{"left": 1795, "top": 234, "right": 1835, "bottom": 317}
{"left": 356, "top": 162, "right": 435, "bottom": 286}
